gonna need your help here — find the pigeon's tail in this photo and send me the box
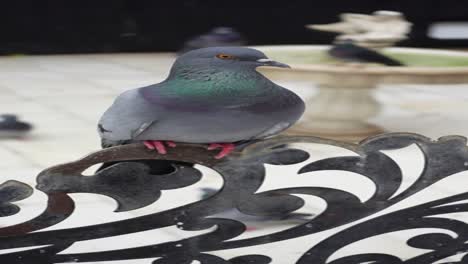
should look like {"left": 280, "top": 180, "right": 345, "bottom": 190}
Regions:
{"left": 96, "top": 139, "right": 193, "bottom": 174}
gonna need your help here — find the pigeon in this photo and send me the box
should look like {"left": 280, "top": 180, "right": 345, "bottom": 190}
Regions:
{"left": 178, "top": 27, "right": 245, "bottom": 55}
{"left": 98, "top": 47, "right": 305, "bottom": 160}
{"left": 328, "top": 40, "right": 404, "bottom": 66}
{"left": 0, "top": 114, "right": 33, "bottom": 138}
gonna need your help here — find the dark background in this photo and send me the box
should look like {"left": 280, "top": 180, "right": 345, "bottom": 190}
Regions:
{"left": 1, "top": 0, "right": 468, "bottom": 55}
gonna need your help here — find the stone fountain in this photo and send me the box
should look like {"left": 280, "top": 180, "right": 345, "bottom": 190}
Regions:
{"left": 254, "top": 11, "right": 468, "bottom": 141}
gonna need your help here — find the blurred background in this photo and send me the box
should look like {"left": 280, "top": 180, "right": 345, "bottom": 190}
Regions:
{"left": 1, "top": 0, "right": 468, "bottom": 170}
{"left": 2, "top": 0, "right": 468, "bottom": 55}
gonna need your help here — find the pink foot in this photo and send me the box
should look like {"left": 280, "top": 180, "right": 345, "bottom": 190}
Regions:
{"left": 143, "top": 140, "right": 173, "bottom": 154}
{"left": 207, "top": 143, "right": 235, "bottom": 159}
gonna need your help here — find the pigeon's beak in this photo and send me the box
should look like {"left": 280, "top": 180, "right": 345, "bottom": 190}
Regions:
{"left": 257, "top": 58, "right": 291, "bottom": 68}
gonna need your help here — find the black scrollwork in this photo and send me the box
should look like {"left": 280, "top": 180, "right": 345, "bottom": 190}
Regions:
{"left": 0, "top": 133, "right": 467, "bottom": 263}
{"left": 37, "top": 162, "right": 202, "bottom": 212}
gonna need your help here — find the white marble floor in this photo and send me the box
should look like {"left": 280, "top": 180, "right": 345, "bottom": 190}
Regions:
{"left": 0, "top": 53, "right": 176, "bottom": 182}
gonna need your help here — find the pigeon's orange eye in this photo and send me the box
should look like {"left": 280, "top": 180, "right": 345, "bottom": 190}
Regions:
{"left": 216, "top": 54, "right": 236, "bottom": 60}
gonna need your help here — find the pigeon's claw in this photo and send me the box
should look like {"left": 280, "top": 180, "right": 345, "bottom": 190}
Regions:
{"left": 143, "top": 140, "right": 173, "bottom": 154}
{"left": 207, "top": 143, "right": 235, "bottom": 159}
{"left": 207, "top": 143, "right": 223, "bottom": 150}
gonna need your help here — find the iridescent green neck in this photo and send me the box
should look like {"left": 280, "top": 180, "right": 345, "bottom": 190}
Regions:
{"left": 161, "top": 67, "right": 272, "bottom": 98}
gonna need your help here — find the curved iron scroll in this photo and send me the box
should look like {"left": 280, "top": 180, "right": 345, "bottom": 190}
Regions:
{"left": 1, "top": 133, "right": 468, "bottom": 263}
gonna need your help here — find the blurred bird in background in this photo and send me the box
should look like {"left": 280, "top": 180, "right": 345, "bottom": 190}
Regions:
{"left": 0, "top": 114, "right": 33, "bottom": 138}
{"left": 328, "top": 40, "right": 404, "bottom": 66}
{"left": 178, "top": 27, "right": 246, "bottom": 54}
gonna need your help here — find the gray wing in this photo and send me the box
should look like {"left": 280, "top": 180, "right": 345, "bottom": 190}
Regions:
{"left": 98, "top": 89, "right": 159, "bottom": 143}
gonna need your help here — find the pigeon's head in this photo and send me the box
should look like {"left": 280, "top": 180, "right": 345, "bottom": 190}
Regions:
{"left": 172, "top": 47, "right": 290, "bottom": 74}
{"left": 335, "top": 39, "right": 357, "bottom": 48}
{"left": 210, "top": 27, "right": 242, "bottom": 41}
